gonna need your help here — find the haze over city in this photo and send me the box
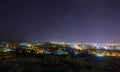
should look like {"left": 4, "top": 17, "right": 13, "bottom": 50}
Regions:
{"left": 0, "top": 0, "right": 120, "bottom": 43}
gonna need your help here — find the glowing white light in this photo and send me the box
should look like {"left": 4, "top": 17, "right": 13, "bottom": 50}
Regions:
{"left": 96, "top": 54, "right": 104, "bottom": 57}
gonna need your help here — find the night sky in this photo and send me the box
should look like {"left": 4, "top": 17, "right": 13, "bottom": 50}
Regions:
{"left": 0, "top": 0, "right": 120, "bottom": 43}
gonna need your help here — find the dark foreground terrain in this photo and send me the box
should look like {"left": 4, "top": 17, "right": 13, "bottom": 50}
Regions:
{"left": 0, "top": 54, "right": 120, "bottom": 72}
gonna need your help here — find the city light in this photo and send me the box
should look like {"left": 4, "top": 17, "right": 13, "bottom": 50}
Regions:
{"left": 96, "top": 54, "right": 104, "bottom": 57}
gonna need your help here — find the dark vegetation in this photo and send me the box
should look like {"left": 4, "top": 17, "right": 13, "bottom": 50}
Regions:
{"left": 0, "top": 53, "right": 120, "bottom": 72}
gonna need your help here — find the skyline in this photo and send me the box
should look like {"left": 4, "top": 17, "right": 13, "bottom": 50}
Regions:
{"left": 0, "top": 0, "right": 120, "bottom": 43}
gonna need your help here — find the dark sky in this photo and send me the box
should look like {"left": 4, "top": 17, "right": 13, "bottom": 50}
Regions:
{"left": 0, "top": 0, "right": 120, "bottom": 43}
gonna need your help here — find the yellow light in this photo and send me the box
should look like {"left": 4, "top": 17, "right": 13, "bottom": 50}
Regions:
{"left": 27, "top": 44, "right": 32, "bottom": 47}
{"left": 74, "top": 45, "right": 83, "bottom": 50}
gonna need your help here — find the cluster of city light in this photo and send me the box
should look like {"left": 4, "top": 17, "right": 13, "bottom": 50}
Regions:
{"left": 27, "top": 47, "right": 44, "bottom": 54}
{"left": 1, "top": 42, "right": 120, "bottom": 58}
{"left": 72, "top": 44, "right": 120, "bottom": 57}
{"left": 74, "top": 45, "right": 83, "bottom": 50}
